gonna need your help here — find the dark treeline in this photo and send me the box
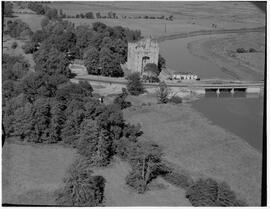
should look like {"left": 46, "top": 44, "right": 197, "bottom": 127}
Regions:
{"left": 23, "top": 4, "right": 142, "bottom": 77}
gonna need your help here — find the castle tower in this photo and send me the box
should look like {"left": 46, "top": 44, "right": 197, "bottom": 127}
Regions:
{"left": 127, "top": 37, "right": 159, "bottom": 75}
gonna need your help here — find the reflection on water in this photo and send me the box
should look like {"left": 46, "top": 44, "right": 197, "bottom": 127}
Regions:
{"left": 192, "top": 95, "right": 264, "bottom": 152}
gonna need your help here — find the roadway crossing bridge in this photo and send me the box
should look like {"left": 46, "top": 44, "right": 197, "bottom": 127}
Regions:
{"left": 75, "top": 76, "right": 264, "bottom": 95}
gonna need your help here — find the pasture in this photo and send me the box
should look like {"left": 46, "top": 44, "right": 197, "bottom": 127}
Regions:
{"left": 123, "top": 101, "right": 262, "bottom": 206}
{"left": 2, "top": 142, "right": 78, "bottom": 205}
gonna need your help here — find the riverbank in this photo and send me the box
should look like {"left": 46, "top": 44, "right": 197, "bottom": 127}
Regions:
{"left": 157, "top": 26, "right": 265, "bottom": 42}
{"left": 124, "top": 101, "right": 262, "bottom": 206}
{"left": 187, "top": 32, "right": 265, "bottom": 81}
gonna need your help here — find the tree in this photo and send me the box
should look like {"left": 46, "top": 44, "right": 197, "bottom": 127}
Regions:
{"left": 11, "top": 42, "right": 17, "bottom": 49}
{"left": 6, "top": 19, "right": 32, "bottom": 38}
{"left": 156, "top": 81, "right": 170, "bottom": 103}
{"left": 96, "top": 12, "right": 101, "bottom": 19}
{"left": 143, "top": 63, "right": 160, "bottom": 83}
{"left": 113, "top": 88, "right": 131, "bottom": 109}
{"left": 186, "top": 178, "right": 248, "bottom": 206}
{"left": 99, "top": 47, "right": 123, "bottom": 77}
{"left": 3, "top": 2, "right": 13, "bottom": 17}
{"left": 61, "top": 109, "right": 85, "bottom": 146}
{"left": 2, "top": 54, "right": 29, "bottom": 81}
{"left": 126, "top": 72, "right": 144, "bottom": 96}
{"left": 49, "top": 99, "right": 66, "bottom": 143}
{"left": 75, "top": 25, "right": 93, "bottom": 57}
{"left": 92, "top": 22, "right": 107, "bottom": 33}
{"left": 20, "top": 72, "right": 68, "bottom": 103}
{"left": 85, "top": 12, "right": 94, "bottom": 19}
{"left": 56, "top": 159, "right": 106, "bottom": 206}
{"left": 34, "top": 46, "right": 71, "bottom": 77}
{"left": 45, "top": 8, "right": 58, "bottom": 20}
{"left": 83, "top": 46, "right": 100, "bottom": 75}
{"left": 158, "top": 54, "right": 166, "bottom": 73}
{"left": 125, "top": 141, "right": 166, "bottom": 193}
{"left": 41, "top": 16, "right": 50, "bottom": 29}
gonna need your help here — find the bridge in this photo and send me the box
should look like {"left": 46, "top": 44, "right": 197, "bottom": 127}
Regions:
{"left": 70, "top": 64, "right": 264, "bottom": 96}
{"left": 75, "top": 76, "right": 264, "bottom": 95}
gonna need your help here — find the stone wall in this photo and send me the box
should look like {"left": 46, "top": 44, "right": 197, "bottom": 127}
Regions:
{"left": 127, "top": 38, "right": 159, "bottom": 74}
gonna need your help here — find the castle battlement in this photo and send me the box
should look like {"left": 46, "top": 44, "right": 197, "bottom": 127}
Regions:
{"left": 127, "top": 38, "right": 159, "bottom": 75}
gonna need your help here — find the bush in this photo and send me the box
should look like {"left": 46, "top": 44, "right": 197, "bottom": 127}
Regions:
{"left": 55, "top": 158, "right": 106, "bottom": 206}
{"left": 163, "top": 171, "right": 193, "bottom": 189}
{"left": 126, "top": 169, "right": 147, "bottom": 193}
{"left": 236, "top": 48, "right": 247, "bottom": 53}
{"left": 11, "top": 42, "right": 17, "bottom": 49}
{"left": 169, "top": 96, "right": 182, "bottom": 104}
{"left": 124, "top": 141, "right": 168, "bottom": 193}
{"left": 156, "top": 81, "right": 170, "bottom": 103}
{"left": 186, "top": 178, "right": 248, "bottom": 206}
{"left": 249, "top": 48, "right": 257, "bottom": 53}
{"left": 113, "top": 88, "right": 132, "bottom": 109}
{"left": 126, "top": 72, "right": 144, "bottom": 96}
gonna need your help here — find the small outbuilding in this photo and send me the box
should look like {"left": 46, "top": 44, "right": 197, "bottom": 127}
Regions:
{"left": 172, "top": 72, "right": 198, "bottom": 80}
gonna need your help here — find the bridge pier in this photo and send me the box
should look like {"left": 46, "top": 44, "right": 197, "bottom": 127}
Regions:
{"left": 246, "top": 87, "right": 261, "bottom": 94}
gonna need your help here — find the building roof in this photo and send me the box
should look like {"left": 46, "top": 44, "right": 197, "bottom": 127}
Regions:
{"left": 173, "top": 72, "right": 197, "bottom": 75}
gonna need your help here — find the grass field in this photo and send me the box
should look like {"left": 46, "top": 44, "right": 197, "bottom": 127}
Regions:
{"left": 2, "top": 142, "right": 78, "bottom": 205}
{"left": 123, "top": 100, "right": 262, "bottom": 206}
{"left": 48, "top": 1, "right": 264, "bottom": 37}
{"left": 5, "top": 2, "right": 265, "bottom": 38}
{"left": 188, "top": 32, "right": 265, "bottom": 81}
{"left": 92, "top": 157, "right": 191, "bottom": 206}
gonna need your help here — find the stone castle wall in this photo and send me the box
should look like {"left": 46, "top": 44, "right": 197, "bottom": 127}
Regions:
{"left": 127, "top": 38, "right": 159, "bottom": 74}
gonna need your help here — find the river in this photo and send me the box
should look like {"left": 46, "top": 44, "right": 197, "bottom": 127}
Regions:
{"left": 160, "top": 36, "right": 264, "bottom": 152}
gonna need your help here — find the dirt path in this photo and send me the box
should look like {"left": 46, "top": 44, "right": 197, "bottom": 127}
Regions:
{"left": 93, "top": 157, "right": 191, "bottom": 206}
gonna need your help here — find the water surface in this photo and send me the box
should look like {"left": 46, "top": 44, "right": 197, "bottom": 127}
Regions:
{"left": 192, "top": 95, "right": 263, "bottom": 151}
{"left": 159, "top": 35, "right": 232, "bottom": 79}
{"left": 160, "top": 36, "right": 264, "bottom": 151}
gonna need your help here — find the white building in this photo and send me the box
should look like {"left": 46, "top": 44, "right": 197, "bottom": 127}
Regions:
{"left": 172, "top": 72, "right": 198, "bottom": 80}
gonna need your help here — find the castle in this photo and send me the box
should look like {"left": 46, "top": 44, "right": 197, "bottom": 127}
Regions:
{"left": 126, "top": 38, "right": 159, "bottom": 75}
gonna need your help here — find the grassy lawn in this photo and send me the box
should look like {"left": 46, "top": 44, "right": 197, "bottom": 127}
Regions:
{"left": 92, "top": 157, "right": 190, "bottom": 206}
{"left": 123, "top": 99, "right": 262, "bottom": 206}
{"left": 2, "top": 143, "right": 78, "bottom": 205}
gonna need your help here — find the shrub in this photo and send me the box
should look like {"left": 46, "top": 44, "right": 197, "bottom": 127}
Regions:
{"left": 78, "top": 119, "right": 112, "bottom": 166}
{"left": 156, "top": 81, "right": 170, "bottom": 103}
{"left": 126, "top": 72, "right": 144, "bottom": 96}
{"left": 113, "top": 88, "right": 132, "bottom": 109}
{"left": 124, "top": 141, "right": 168, "bottom": 193}
{"left": 169, "top": 95, "right": 182, "bottom": 104}
{"left": 236, "top": 48, "right": 247, "bottom": 53}
{"left": 186, "top": 178, "right": 248, "bottom": 206}
{"left": 22, "top": 41, "right": 37, "bottom": 54}
{"left": 11, "top": 41, "right": 17, "bottom": 49}
{"left": 163, "top": 171, "right": 193, "bottom": 189}
{"left": 249, "top": 48, "right": 257, "bottom": 53}
{"left": 126, "top": 169, "right": 147, "bottom": 193}
{"left": 55, "top": 158, "right": 106, "bottom": 206}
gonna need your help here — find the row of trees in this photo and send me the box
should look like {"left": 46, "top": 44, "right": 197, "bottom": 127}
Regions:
{"left": 5, "top": 19, "right": 33, "bottom": 39}
{"left": 3, "top": 2, "right": 14, "bottom": 17}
